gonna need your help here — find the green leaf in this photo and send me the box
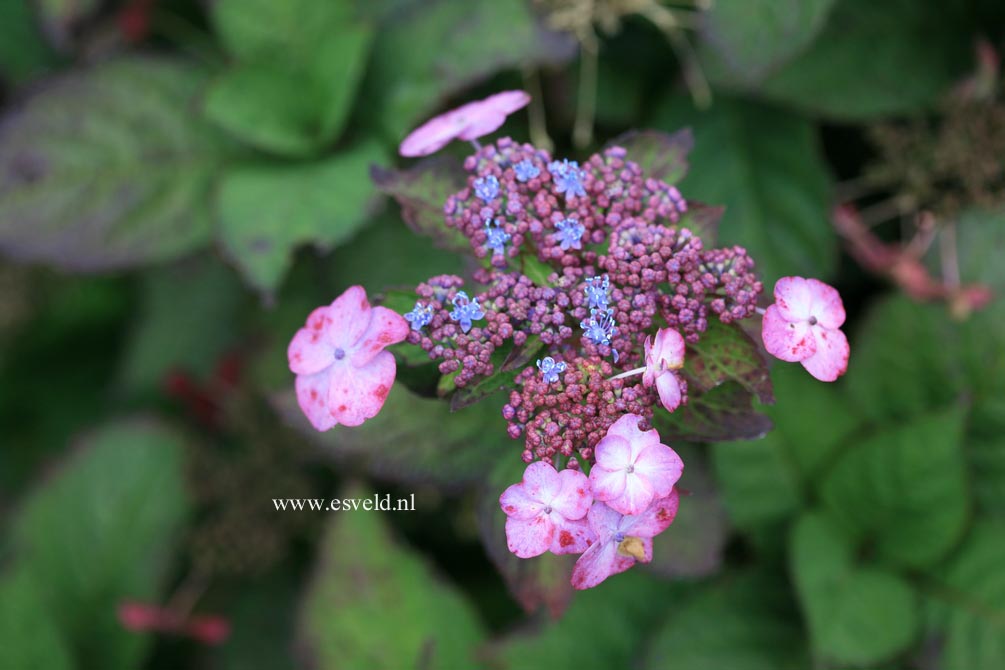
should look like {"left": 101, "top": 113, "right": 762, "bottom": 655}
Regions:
{"left": 683, "top": 319, "right": 773, "bottom": 404}
{"left": 371, "top": 156, "right": 470, "bottom": 253}
{"left": 363, "top": 0, "right": 573, "bottom": 139}
{"left": 272, "top": 385, "right": 511, "bottom": 491}
{"left": 477, "top": 456, "right": 576, "bottom": 616}
{"left": 0, "top": 0, "right": 57, "bottom": 84}
{"left": 697, "top": 0, "right": 836, "bottom": 85}
{"left": 10, "top": 418, "right": 190, "bottom": 669}
{"left": 790, "top": 512, "right": 919, "bottom": 666}
{"left": 713, "top": 430, "right": 802, "bottom": 531}
{"left": 652, "top": 95, "right": 835, "bottom": 284}
{"left": 217, "top": 142, "right": 384, "bottom": 295}
{"left": 656, "top": 381, "right": 772, "bottom": 443}
{"left": 450, "top": 337, "right": 545, "bottom": 411}
{"left": 0, "top": 568, "right": 73, "bottom": 670}
{"left": 644, "top": 571, "right": 810, "bottom": 670}
{"left": 298, "top": 483, "right": 486, "bottom": 670}
{"left": 487, "top": 570, "right": 690, "bottom": 669}
{"left": 819, "top": 406, "right": 969, "bottom": 570}
{"left": 927, "top": 521, "right": 1005, "bottom": 670}
{"left": 0, "top": 58, "right": 237, "bottom": 270}
{"left": 755, "top": 0, "right": 971, "bottom": 119}
{"left": 609, "top": 128, "right": 694, "bottom": 186}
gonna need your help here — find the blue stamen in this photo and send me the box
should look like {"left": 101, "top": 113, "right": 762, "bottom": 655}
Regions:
{"left": 404, "top": 302, "right": 434, "bottom": 331}
{"left": 449, "top": 291, "right": 485, "bottom": 333}
{"left": 536, "top": 357, "right": 567, "bottom": 384}
{"left": 555, "top": 218, "right": 585, "bottom": 251}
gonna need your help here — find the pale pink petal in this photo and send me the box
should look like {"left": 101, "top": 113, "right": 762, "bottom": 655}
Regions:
{"left": 327, "top": 286, "right": 371, "bottom": 350}
{"left": 327, "top": 351, "right": 396, "bottom": 427}
{"left": 505, "top": 515, "right": 554, "bottom": 558}
{"left": 642, "top": 336, "right": 656, "bottom": 387}
{"left": 550, "top": 468, "right": 593, "bottom": 520}
{"left": 623, "top": 490, "right": 681, "bottom": 538}
{"left": 589, "top": 466, "right": 627, "bottom": 504}
{"left": 655, "top": 372, "right": 683, "bottom": 412}
{"left": 806, "top": 278, "right": 846, "bottom": 329}
{"left": 762, "top": 304, "right": 816, "bottom": 362}
{"left": 603, "top": 414, "right": 661, "bottom": 458}
{"left": 456, "top": 91, "right": 530, "bottom": 140}
{"left": 801, "top": 327, "right": 850, "bottom": 382}
{"left": 350, "top": 306, "right": 409, "bottom": 367}
{"left": 633, "top": 444, "right": 684, "bottom": 499}
{"left": 295, "top": 370, "right": 336, "bottom": 431}
{"left": 548, "top": 516, "right": 594, "bottom": 555}
{"left": 485, "top": 90, "right": 532, "bottom": 114}
{"left": 500, "top": 482, "right": 544, "bottom": 520}
{"left": 288, "top": 325, "right": 334, "bottom": 375}
{"left": 586, "top": 501, "right": 623, "bottom": 536}
{"left": 651, "top": 328, "right": 685, "bottom": 368}
{"left": 399, "top": 112, "right": 465, "bottom": 157}
{"left": 522, "top": 460, "right": 563, "bottom": 502}
{"left": 571, "top": 540, "right": 635, "bottom": 590}
{"left": 594, "top": 434, "right": 631, "bottom": 470}
{"left": 608, "top": 473, "right": 655, "bottom": 516}
{"left": 773, "top": 276, "right": 814, "bottom": 322}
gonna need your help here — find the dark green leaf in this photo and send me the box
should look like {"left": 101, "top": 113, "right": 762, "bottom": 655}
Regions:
{"left": 790, "top": 512, "right": 919, "bottom": 666}
{"left": 656, "top": 381, "right": 772, "bottom": 443}
{"left": 0, "top": 0, "right": 57, "bottom": 84}
{"left": 217, "top": 142, "right": 384, "bottom": 295}
{"left": 652, "top": 95, "right": 835, "bottom": 284}
{"left": 609, "top": 128, "right": 694, "bottom": 186}
{"left": 0, "top": 58, "right": 236, "bottom": 270}
{"left": 683, "top": 319, "right": 773, "bottom": 404}
{"left": 0, "top": 568, "right": 73, "bottom": 670}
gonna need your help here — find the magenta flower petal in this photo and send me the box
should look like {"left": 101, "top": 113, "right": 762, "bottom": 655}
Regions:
{"left": 761, "top": 304, "right": 816, "bottom": 362}
{"left": 623, "top": 490, "right": 681, "bottom": 537}
{"left": 773, "top": 276, "right": 815, "bottom": 322}
{"left": 505, "top": 515, "right": 555, "bottom": 558}
{"left": 295, "top": 370, "right": 338, "bottom": 432}
{"left": 326, "top": 285, "right": 372, "bottom": 348}
{"left": 633, "top": 445, "right": 684, "bottom": 500}
{"left": 590, "top": 466, "right": 628, "bottom": 502}
{"left": 604, "top": 414, "right": 660, "bottom": 456}
{"left": 522, "top": 460, "right": 563, "bottom": 501}
{"left": 655, "top": 372, "right": 683, "bottom": 412}
{"left": 801, "top": 327, "right": 850, "bottom": 382}
{"left": 500, "top": 481, "right": 545, "bottom": 520}
{"left": 351, "top": 305, "right": 410, "bottom": 367}
{"left": 805, "top": 278, "right": 846, "bottom": 329}
{"left": 399, "top": 90, "right": 530, "bottom": 157}
{"left": 619, "top": 474, "right": 656, "bottom": 516}
{"left": 548, "top": 516, "right": 594, "bottom": 555}
{"left": 594, "top": 434, "right": 632, "bottom": 470}
{"left": 327, "top": 350, "right": 396, "bottom": 427}
{"left": 571, "top": 537, "right": 634, "bottom": 590}
{"left": 590, "top": 414, "right": 682, "bottom": 515}
{"left": 550, "top": 468, "right": 593, "bottom": 520}
{"left": 456, "top": 91, "right": 531, "bottom": 140}
{"left": 287, "top": 315, "right": 334, "bottom": 375}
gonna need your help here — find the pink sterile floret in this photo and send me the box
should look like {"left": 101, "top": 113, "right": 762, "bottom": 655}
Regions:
{"left": 643, "top": 327, "right": 686, "bottom": 412}
{"left": 288, "top": 286, "right": 408, "bottom": 431}
{"left": 761, "top": 276, "right": 850, "bottom": 382}
{"left": 399, "top": 90, "right": 531, "bottom": 157}
{"left": 571, "top": 492, "right": 680, "bottom": 590}
{"left": 589, "top": 414, "right": 683, "bottom": 516}
{"left": 500, "top": 461, "right": 594, "bottom": 558}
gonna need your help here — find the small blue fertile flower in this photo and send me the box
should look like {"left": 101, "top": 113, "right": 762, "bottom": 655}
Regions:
{"left": 449, "top": 291, "right": 485, "bottom": 333}
{"left": 581, "top": 308, "right": 618, "bottom": 347}
{"left": 485, "top": 220, "right": 511, "bottom": 254}
{"left": 584, "top": 275, "right": 610, "bottom": 310}
{"left": 404, "top": 301, "right": 434, "bottom": 331}
{"left": 555, "top": 218, "right": 585, "bottom": 251}
{"left": 514, "top": 159, "right": 540, "bottom": 182}
{"left": 548, "top": 159, "right": 586, "bottom": 199}
{"left": 474, "top": 175, "right": 500, "bottom": 203}
{"left": 536, "top": 357, "right": 567, "bottom": 384}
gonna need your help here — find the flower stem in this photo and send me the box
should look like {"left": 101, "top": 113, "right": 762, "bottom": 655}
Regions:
{"left": 608, "top": 365, "right": 647, "bottom": 381}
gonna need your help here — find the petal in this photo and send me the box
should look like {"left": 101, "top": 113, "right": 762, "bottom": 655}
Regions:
{"left": 589, "top": 465, "right": 627, "bottom": 504}
{"left": 288, "top": 320, "right": 334, "bottom": 375}
{"left": 294, "top": 370, "right": 337, "bottom": 432}
{"left": 652, "top": 328, "right": 686, "bottom": 368}
{"left": 762, "top": 304, "right": 816, "bottom": 362}
{"left": 633, "top": 443, "right": 684, "bottom": 499}
{"left": 456, "top": 90, "right": 530, "bottom": 140}
{"left": 604, "top": 414, "right": 661, "bottom": 460}
{"left": 594, "top": 434, "right": 631, "bottom": 470}
{"left": 548, "top": 516, "right": 594, "bottom": 555}
{"left": 622, "top": 490, "right": 681, "bottom": 538}
{"left": 327, "top": 351, "right": 396, "bottom": 426}
{"left": 571, "top": 540, "right": 635, "bottom": 590}
{"left": 586, "top": 501, "right": 624, "bottom": 537}
{"left": 483, "top": 90, "right": 532, "bottom": 115}
{"left": 522, "top": 461, "right": 562, "bottom": 502}
{"left": 550, "top": 468, "right": 593, "bottom": 520}
{"left": 327, "top": 286, "right": 372, "bottom": 350}
{"left": 607, "top": 473, "right": 655, "bottom": 516}
{"left": 505, "top": 515, "right": 554, "bottom": 558}
{"left": 499, "top": 482, "right": 544, "bottom": 520}
{"left": 399, "top": 112, "right": 464, "bottom": 157}
{"left": 350, "top": 305, "right": 409, "bottom": 367}
{"left": 801, "top": 327, "right": 850, "bottom": 382}
{"left": 773, "top": 276, "right": 814, "bottom": 321}
{"left": 806, "top": 278, "right": 846, "bottom": 329}
{"left": 456, "top": 111, "right": 506, "bottom": 140}
{"left": 655, "top": 372, "right": 683, "bottom": 413}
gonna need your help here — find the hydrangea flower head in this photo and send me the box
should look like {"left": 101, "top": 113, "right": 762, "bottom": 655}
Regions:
{"left": 589, "top": 414, "right": 683, "bottom": 515}
{"left": 449, "top": 290, "right": 485, "bottom": 333}
{"left": 548, "top": 159, "right": 587, "bottom": 199}
{"left": 761, "top": 276, "right": 849, "bottom": 382}
{"left": 287, "top": 286, "right": 408, "bottom": 430}
{"left": 537, "top": 356, "right": 567, "bottom": 383}
{"left": 499, "top": 461, "right": 594, "bottom": 557}
{"left": 643, "top": 328, "right": 686, "bottom": 412}
{"left": 399, "top": 90, "right": 531, "bottom": 157}
{"left": 571, "top": 492, "right": 680, "bottom": 590}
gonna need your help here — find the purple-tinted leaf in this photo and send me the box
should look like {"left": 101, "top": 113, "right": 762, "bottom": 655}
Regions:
{"left": 684, "top": 319, "right": 774, "bottom": 405}
{"left": 609, "top": 128, "right": 694, "bottom": 185}
{"left": 677, "top": 201, "right": 723, "bottom": 247}
{"left": 656, "top": 382, "right": 773, "bottom": 443}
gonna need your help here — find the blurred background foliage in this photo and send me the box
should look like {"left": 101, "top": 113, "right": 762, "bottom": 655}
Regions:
{"left": 1, "top": 0, "right": 1004, "bottom": 669}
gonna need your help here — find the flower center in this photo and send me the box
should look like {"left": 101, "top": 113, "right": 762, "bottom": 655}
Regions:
{"left": 543, "top": 505, "right": 553, "bottom": 515}
{"left": 808, "top": 316, "right": 818, "bottom": 326}
{"left": 614, "top": 532, "right": 625, "bottom": 543}
{"left": 626, "top": 464, "right": 635, "bottom": 474}
{"left": 334, "top": 348, "right": 346, "bottom": 360}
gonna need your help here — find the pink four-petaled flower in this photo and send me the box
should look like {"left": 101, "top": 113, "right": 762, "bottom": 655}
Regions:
{"left": 643, "top": 327, "right": 686, "bottom": 412}
{"left": 589, "top": 414, "right": 684, "bottom": 516}
{"left": 288, "top": 286, "right": 408, "bottom": 430}
{"left": 571, "top": 492, "right": 680, "bottom": 590}
{"left": 399, "top": 90, "right": 531, "bottom": 157}
{"left": 499, "top": 461, "right": 594, "bottom": 558}
{"left": 761, "top": 276, "right": 850, "bottom": 382}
